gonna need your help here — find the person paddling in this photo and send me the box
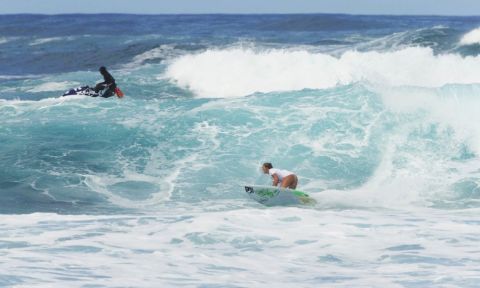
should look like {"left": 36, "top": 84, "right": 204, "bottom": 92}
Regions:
{"left": 262, "top": 162, "right": 298, "bottom": 189}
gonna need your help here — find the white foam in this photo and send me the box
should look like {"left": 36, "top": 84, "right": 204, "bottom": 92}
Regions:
{"left": 165, "top": 47, "right": 480, "bottom": 98}
{"left": 1, "top": 208, "right": 479, "bottom": 287}
{"left": 27, "top": 81, "right": 79, "bottom": 93}
{"left": 125, "top": 45, "right": 179, "bottom": 68}
{"left": 0, "top": 37, "right": 9, "bottom": 45}
{"left": 307, "top": 84, "right": 480, "bottom": 209}
{"left": 460, "top": 27, "right": 480, "bottom": 45}
{"left": 83, "top": 171, "right": 171, "bottom": 208}
{"left": 29, "top": 37, "right": 67, "bottom": 46}
{"left": 0, "top": 74, "right": 42, "bottom": 80}
{"left": 192, "top": 121, "right": 221, "bottom": 150}
{"left": 82, "top": 151, "right": 203, "bottom": 208}
{"left": 379, "top": 85, "right": 480, "bottom": 154}
{"left": 0, "top": 95, "right": 81, "bottom": 105}
{"left": 0, "top": 94, "right": 94, "bottom": 116}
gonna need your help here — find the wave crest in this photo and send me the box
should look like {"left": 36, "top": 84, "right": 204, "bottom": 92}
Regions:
{"left": 460, "top": 27, "right": 480, "bottom": 46}
{"left": 166, "top": 47, "right": 480, "bottom": 98}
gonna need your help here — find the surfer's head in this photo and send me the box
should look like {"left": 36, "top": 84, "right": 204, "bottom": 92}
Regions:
{"left": 99, "top": 66, "right": 107, "bottom": 74}
{"left": 262, "top": 162, "right": 272, "bottom": 174}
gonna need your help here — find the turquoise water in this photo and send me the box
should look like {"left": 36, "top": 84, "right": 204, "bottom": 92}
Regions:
{"left": 1, "top": 14, "right": 480, "bottom": 287}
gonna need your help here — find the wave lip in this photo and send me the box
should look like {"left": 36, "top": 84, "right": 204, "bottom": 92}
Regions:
{"left": 166, "top": 47, "right": 480, "bottom": 98}
{"left": 460, "top": 28, "right": 480, "bottom": 46}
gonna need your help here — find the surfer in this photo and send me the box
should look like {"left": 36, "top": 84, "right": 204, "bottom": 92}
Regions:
{"left": 262, "top": 163, "right": 298, "bottom": 189}
{"left": 94, "top": 66, "right": 116, "bottom": 98}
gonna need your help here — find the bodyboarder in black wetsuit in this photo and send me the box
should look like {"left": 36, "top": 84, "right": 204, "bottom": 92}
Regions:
{"left": 94, "top": 66, "right": 116, "bottom": 98}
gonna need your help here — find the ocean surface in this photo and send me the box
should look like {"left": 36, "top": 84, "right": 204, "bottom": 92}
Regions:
{"left": 1, "top": 14, "right": 480, "bottom": 287}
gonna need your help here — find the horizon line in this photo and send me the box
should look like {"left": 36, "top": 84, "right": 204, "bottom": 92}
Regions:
{"left": 1, "top": 12, "right": 480, "bottom": 17}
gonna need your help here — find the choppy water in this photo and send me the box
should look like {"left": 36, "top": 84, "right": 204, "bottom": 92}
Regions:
{"left": 1, "top": 14, "right": 480, "bottom": 287}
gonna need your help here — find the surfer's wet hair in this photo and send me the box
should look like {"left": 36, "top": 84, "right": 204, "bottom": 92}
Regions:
{"left": 263, "top": 162, "right": 273, "bottom": 169}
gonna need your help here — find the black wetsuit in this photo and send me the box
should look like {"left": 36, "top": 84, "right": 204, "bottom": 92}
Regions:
{"left": 95, "top": 70, "right": 116, "bottom": 98}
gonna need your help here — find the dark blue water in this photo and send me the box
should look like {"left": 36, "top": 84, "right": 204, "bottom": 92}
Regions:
{"left": 1, "top": 14, "right": 480, "bottom": 76}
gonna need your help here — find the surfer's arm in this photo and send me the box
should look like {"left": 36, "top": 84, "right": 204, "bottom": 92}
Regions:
{"left": 271, "top": 174, "right": 280, "bottom": 186}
